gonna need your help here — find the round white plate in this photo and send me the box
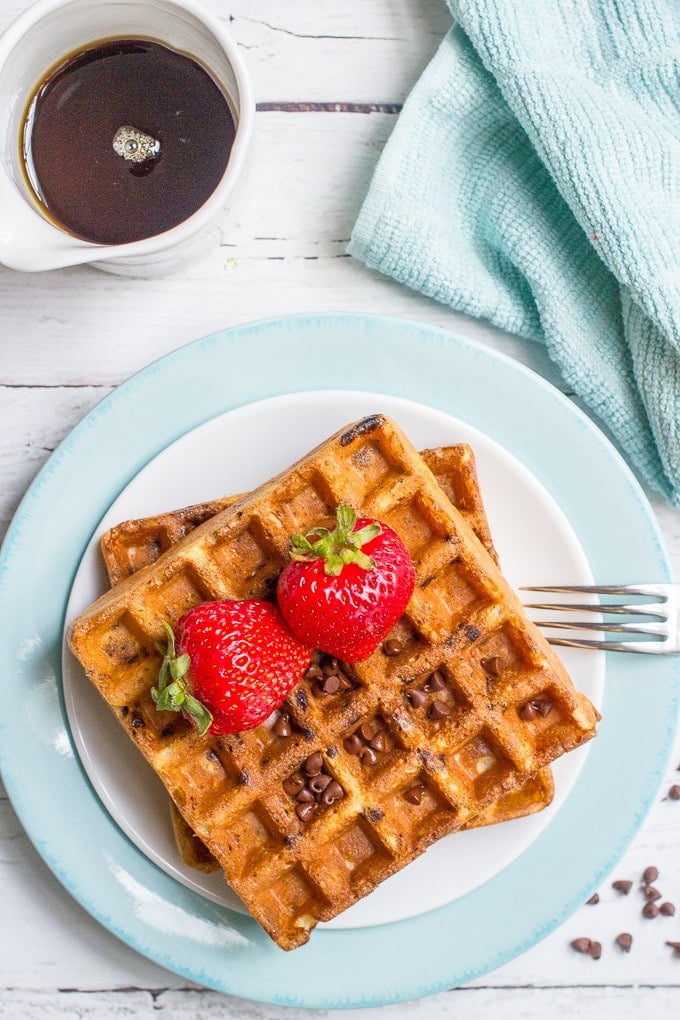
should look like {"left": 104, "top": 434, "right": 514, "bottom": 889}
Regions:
{"left": 62, "top": 391, "right": 604, "bottom": 928}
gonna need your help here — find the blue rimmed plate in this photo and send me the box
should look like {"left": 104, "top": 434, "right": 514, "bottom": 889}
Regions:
{"left": 0, "top": 313, "right": 677, "bottom": 1008}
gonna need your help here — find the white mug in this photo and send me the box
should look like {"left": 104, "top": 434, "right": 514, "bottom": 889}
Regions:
{"left": 0, "top": 0, "right": 254, "bottom": 275}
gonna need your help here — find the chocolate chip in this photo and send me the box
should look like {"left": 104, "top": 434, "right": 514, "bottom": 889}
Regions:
{"left": 360, "top": 720, "right": 382, "bottom": 741}
{"left": 666, "top": 941, "right": 680, "bottom": 955}
{"left": 428, "top": 699, "right": 451, "bottom": 720}
{"left": 369, "top": 732, "right": 387, "bottom": 752}
{"left": 296, "top": 787, "right": 315, "bottom": 803}
{"left": 669, "top": 784, "right": 680, "bottom": 800}
{"left": 612, "top": 879, "right": 633, "bottom": 894}
{"left": 365, "top": 806, "right": 383, "bottom": 823}
{"left": 643, "top": 866, "right": 659, "bottom": 884}
{"left": 660, "top": 902, "right": 675, "bottom": 916}
{"left": 322, "top": 675, "right": 341, "bottom": 695}
{"left": 273, "top": 713, "right": 292, "bottom": 737}
{"left": 464, "top": 624, "right": 481, "bottom": 642}
{"left": 642, "top": 901, "right": 660, "bottom": 918}
{"left": 644, "top": 885, "right": 661, "bottom": 901}
{"left": 404, "top": 782, "right": 425, "bottom": 805}
{"left": 616, "top": 933, "right": 633, "bottom": 952}
{"left": 383, "top": 639, "right": 403, "bottom": 657}
{"left": 586, "top": 893, "right": 600, "bottom": 905}
{"left": 130, "top": 714, "right": 144, "bottom": 729}
{"left": 308, "top": 773, "right": 332, "bottom": 794}
{"left": 343, "top": 734, "right": 363, "bottom": 755}
{"left": 428, "top": 670, "right": 447, "bottom": 691}
{"left": 336, "top": 671, "right": 353, "bottom": 691}
{"left": 571, "top": 937, "right": 592, "bottom": 954}
{"left": 326, "top": 745, "right": 338, "bottom": 757}
{"left": 303, "top": 751, "right": 323, "bottom": 776}
{"left": 359, "top": 746, "right": 378, "bottom": 766}
{"left": 295, "top": 689, "right": 309, "bottom": 711}
{"left": 407, "top": 689, "right": 427, "bottom": 709}
{"left": 481, "top": 656, "right": 502, "bottom": 678}
{"left": 534, "top": 697, "right": 554, "bottom": 717}
{"left": 283, "top": 775, "right": 305, "bottom": 796}
{"left": 322, "top": 781, "right": 344, "bottom": 805}
{"left": 518, "top": 701, "right": 537, "bottom": 722}
{"left": 296, "top": 802, "right": 317, "bottom": 821}
{"left": 305, "top": 664, "right": 323, "bottom": 681}
{"left": 589, "top": 941, "right": 602, "bottom": 960}
{"left": 322, "top": 657, "right": 340, "bottom": 677}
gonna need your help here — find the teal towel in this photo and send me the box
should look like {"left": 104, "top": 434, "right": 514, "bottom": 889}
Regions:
{"left": 349, "top": 0, "right": 680, "bottom": 506}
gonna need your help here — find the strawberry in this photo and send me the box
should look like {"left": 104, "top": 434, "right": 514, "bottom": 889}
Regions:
{"left": 151, "top": 599, "right": 313, "bottom": 735}
{"left": 277, "top": 504, "right": 415, "bottom": 662}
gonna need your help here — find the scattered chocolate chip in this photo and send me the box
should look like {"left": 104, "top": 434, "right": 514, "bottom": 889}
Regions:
{"left": 669, "top": 784, "right": 680, "bottom": 800}
{"left": 616, "top": 933, "right": 633, "bottom": 952}
{"left": 295, "top": 689, "right": 309, "bottom": 711}
{"left": 283, "top": 775, "right": 305, "bottom": 796}
{"left": 343, "top": 734, "right": 363, "bottom": 755}
{"left": 369, "top": 732, "right": 387, "bottom": 752}
{"left": 326, "top": 745, "right": 338, "bottom": 757}
{"left": 571, "top": 937, "right": 593, "bottom": 954}
{"left": 305, "top": 664, "right": 323, "bottom": 681}
{"left": 296, "top": 787, "right": 315, "bottom": 803}
{"left": 336, "top": 671, "right": 353, "bottom": 691}
{"left": 589, "top": 941, "right": 602, "bottom": 960}
{"left": 308, "top": 773, "right": 332, "bottom": 794}
{"left": 612, "top": 879, "right": 633, "bottom": 895}
{"left": 407, "top": 689, "right": 427, "bottom": 709}
{"left": 130, "top": 714, "right": 145, "bottom": 729}
{"left": 464, "top": 624, "right": 481, "bottom": 642}
{"left": 366, "top": 806, "right": 383, "bottom": 823}
{"left": 534, "top": 697, "right": 554, "bottom": 718}
{"left": 296, "top": 802, "right": 317, "bottom": 821}
{"left": 481, "top": 656, "right": 502, "bottom": 678}
{"left": 660, "top": 902, "right": 675, "bottom": 916}
{"left": 666, "top": 941, "right": 680, "bottom": 956}
{"left": 303, "top": 751, "right": 323, "bottom": 776}
{"left": 322, "top": 780, "right": 344, "bottom": 805}
{"left": 360, "top": 720, "right": 382, "bottom": 741}
{"left": 273, "top": 713, "right": 292, "bottom": 738}
{"left": 428, "top": 699, "right": 451, "bottom": 720}
{"left": 359, "top": 746, "right": 378, "bottom": 767}
{"left": 644, "top": 886, "right": 661, "bottom": 901}
{"left": 518, "top": 701, "right": 537, "bottom": 722}
{"left": 322, "top": 657, "right": 339, "bottom": 677}
{"left": 642, "top": 901, "right": 660, "bottom": 919}
{"left": 404, "top": 782, "right": 425, "bottom": 805}
{"left": 322, "top": 674, "right": 341, "bottom": 695}
{"left": 586, "top": 893, "right": 600, "bottom": 905}
{"left": 643, "top": 866, "right": 659, "bottom": 884}
{"left": 383, "top": 639, "right": 403, "bottom": 657}
{"left": 428, "top": 670, "right": 447, "bottom": 691}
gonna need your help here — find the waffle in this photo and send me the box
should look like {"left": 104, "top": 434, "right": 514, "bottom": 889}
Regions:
{"left": 101, "top": 443, "right": 546, "bottom": 873}
{"left": 68, "top": 414, "right": 598, "bottom": 950}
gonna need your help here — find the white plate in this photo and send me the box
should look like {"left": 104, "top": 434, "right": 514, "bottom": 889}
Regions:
{"left": 63, "top": 390, "right": 604, "bottom": 929}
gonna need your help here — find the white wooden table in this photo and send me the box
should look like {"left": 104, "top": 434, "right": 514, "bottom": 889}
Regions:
{"left": 1, "top": 1, "right": 679, "bottom": 1016}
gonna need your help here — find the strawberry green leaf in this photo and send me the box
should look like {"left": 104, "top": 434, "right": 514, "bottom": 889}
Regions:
{"left": 151, "top": 619, "right": 214, "bottom": 735}
{"left": 287, "top": 504, "right": 382, "bottom": 576}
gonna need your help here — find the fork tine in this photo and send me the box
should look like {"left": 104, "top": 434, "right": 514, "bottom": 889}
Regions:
{"left": 537, "top": 619, "right": 667, "bottom": 636}
{"left": 521, "top": 584, "right": 668, "bottom": 598}
{"left": 546, "top": 636, "right": 664, "bottom": 653}
{"left": 523, "top": 600, "right": 668, "bottom": 618}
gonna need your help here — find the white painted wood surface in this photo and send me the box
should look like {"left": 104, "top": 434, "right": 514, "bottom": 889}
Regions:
{"left": 1, "top": 1, "right": 679, "bottom": 1015}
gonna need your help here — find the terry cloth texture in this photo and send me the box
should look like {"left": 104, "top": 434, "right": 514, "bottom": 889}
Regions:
{"left": 349, "top": 0, "right": 680, "bottom": 506}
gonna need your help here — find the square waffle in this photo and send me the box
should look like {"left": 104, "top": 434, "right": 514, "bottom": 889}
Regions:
{"left": 100, "top": 443, "right": 548, "bottom": 873}
{"left": 68, "top": 414, "right": 598, "bottom": 950}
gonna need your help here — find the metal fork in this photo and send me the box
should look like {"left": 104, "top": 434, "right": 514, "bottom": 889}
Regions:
{"left": 521, "top": 584, "right": 680, "bottom": 654}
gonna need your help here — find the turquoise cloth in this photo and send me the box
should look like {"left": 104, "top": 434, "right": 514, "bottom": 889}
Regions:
{"left": 349, "top": 0, "right": 680, "bottom": 506}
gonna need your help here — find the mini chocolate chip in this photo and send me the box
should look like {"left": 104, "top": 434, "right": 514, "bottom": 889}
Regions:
{"left": 666, "top": 941, "right": 680, "bottom": 955}
{"left": 534, "top": 697, "right": 554, "bottom": 717}
{"left": 130, "top": 714, "right": 144, "bottom": 729}
{"left": 296, "top": 802, "right": 317, "bottom": 821}
{"left": 644, "top": 885, "right": 661, "bottom": 901}
{"left": 322, "top": 658, "right": 340, "bottom": 677}
{"left": 586, "top": 893, "right": 600, "bottom": 905}
{"left": 322, "top": 781, "right": 344, "bottom": 805}
{"left": 428, "top": 699, "right": 451, "bottom": 720}
{"left": 120, "top": 705, "right": 129, "bottom": 717}
{"left": 308, "top": 773, "right": 332, "bottom": 794}
{"left": 359, "top": 746, "right": 378, "bottom": 766}
{"left": 343, "top": 734, "right": 363, "bottom": 755}
{"left": 428, "top": 670, "right": 446, "bottom": 691}
{"left": 407, "top": 689, "right": 427, "bottom": 709}
{"left": 404, "top": 783, "right": 425, "bottom": 805}
{"left": 305, "top": 664, "right": 323, "bottom": 681}
{"left": 283, "top": 775, "right": 305, "bottom": 796}
{"left": 643, "top": 866, "right": 659, "bottom": 884}
{"left": 296, "top": 787, "right": 315, "bottom": 803}
{"left": 383, "top": 639, "right": 403, "bottom": 657}
{"left": 303, "top": 751, "right": 323, "bottom": 776}
{"left": 589, "top": 941, "right": 602, "bottom": 960}
{"left": 326, "top": 745, "right": 338, "bottom": 757}
{"left": 518, "top": 701, "right": 537, "bottom": 722}
{"left": 571, "top": 937, "right": 592, "bottom": 954}
{"left": 642, "top": 901, "right": 660, "bottom": 918}
{"left": 369, "top": 732, "right": 387, "bottom": 752}
{"left": 481, "top": 656, "right": 502, "bottom": 678}
{"left": 360, "top": 720, "right": 382, "bottom": 741}
{"left": 669, "top": 784, "right": 680, "bottom": 800}
{"left": 366, "top": 806, "right": 383, "bottom": 823}
{"left": 660, "top": 902, "right": 675, "bottom": 916}
{"left": 295, "top": 689, "right": 309, "bottom": 711}
{"left": 464, "top": 624, "right": 481, "bottom": 642}
{"left": 616, "top": 933, "right": 633, "bottom": 952}
{"left": 336, "top": 671, "right": 353, "bottom": 690}
{"left": 323, "top": 675, "right": 341, "bottom": 695}
{"left": 612, "top": 879, "right": 633, "bottom": 894}
{"left": 273, "top": 714, "right": 292, "bottom": 737}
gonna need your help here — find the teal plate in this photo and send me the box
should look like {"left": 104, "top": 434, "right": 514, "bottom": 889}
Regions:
{"left": 0, "top": 313, "right": 678, "bottom": 1008}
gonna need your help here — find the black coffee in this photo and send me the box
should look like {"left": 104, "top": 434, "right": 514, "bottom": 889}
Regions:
{"left": 22, "top": 39, "right": 236, "bottom": 245}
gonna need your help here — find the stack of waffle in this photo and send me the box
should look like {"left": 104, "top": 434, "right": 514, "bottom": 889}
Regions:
{"left": 68, "top": 415, "right": 598, "bottom": 950}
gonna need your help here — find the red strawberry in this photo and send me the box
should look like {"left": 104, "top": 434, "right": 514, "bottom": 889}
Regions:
{"left": 277, "top": 504, "right": 415, "bottom": 662}
{"left": 151, "top": 599, "right": 312, "bottom": 735}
